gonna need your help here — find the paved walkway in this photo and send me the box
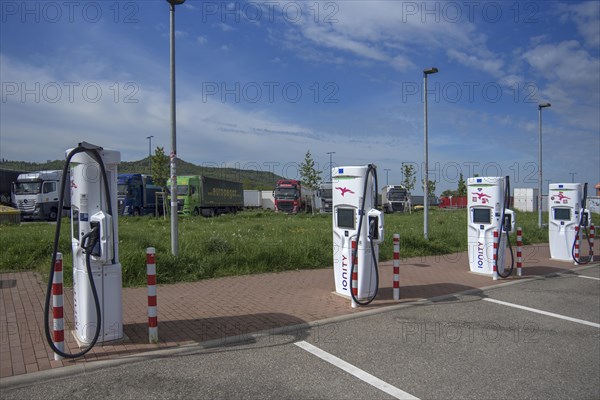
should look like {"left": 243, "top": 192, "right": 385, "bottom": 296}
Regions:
{"left": 0, "top": 243, "right": 594, "bottom": 379}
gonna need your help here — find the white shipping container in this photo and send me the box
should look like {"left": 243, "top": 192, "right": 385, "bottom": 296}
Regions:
{"left": 243, "top": 190, "right": 261, "bottom": 208}
{"left": 588, "top": 196, "right": 600, "bottom": 214}
{"left": 514, "top": 188, "right": 539, "bottom": 212}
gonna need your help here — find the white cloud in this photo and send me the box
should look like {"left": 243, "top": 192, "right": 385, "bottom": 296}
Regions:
{"left": 197, "top": 36, "right": 208, "bottom": 45}
{"left": 271, "top": 1, "right": 478, "bottom": 72}
{"left": 557, "top": 2, "right": 600, "bottom": 48}
{"left": 447, "top": 49, "right": 504, "bottom": 77}
{"left": 521, "top": 40, "right": 599, "bottom": 133}
{"left": 0, "top": 55, "right": 164, "bottom": 158}
{"left": 530, "top": 35, "right": 548, "bottom": 46}
{"left": 522, "top": 40, "right": 600, "bottom": 89}
{"left": 300, "top": 23, "right": 388, "bottom": 62}
{"left": 216, "top": 23, "right": 235, "bottom": 32}
{"left": 498, "top": 74, "right": 525, "bottom": 88}
{"left": 0, "top": 53, "right": 421, "bottom": 175}
{"left": 391, "top": 55, "right": 416, "bottom": 71}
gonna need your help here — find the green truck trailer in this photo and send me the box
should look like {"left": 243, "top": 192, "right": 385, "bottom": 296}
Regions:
{"left": 167, "top": 175, "right": 244, "bottom": 216}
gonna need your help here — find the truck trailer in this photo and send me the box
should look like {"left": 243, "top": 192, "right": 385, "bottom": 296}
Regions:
{"left": 12, "top": 170, "right": 70, "bottom": 220}
{"left": 117, "top": 174, "right": 162, "bottom": 216}
{"left": 167, "top": 175, "right": 243, "bottom": 216}
{"left": 438, "top": 196, "right": 468, "bottom": 209}
{"left": 243, "top": 190, "right": 262, "bottom": 208}
{"left": 1, "top": 169, "right": 24, "bottom": 205}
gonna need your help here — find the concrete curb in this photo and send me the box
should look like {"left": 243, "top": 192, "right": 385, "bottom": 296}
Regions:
{"left": 1, "top": 262, "right": 597, "bottom": 389}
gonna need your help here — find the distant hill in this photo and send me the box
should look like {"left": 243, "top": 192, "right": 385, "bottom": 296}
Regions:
{"left": 0, "top": 157, "right": 281, "bottom": 190}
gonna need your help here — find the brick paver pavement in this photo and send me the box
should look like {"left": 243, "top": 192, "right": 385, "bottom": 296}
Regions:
{"left": 0, "top": 243, "right": 594, "bottom": 378}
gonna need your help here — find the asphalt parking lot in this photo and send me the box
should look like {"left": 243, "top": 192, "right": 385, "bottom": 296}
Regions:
{"left": 2, "top": 265, "right": 598, "bottom": 400}
{"left": 303, "top": 266, "right": 600, "bottom": 399}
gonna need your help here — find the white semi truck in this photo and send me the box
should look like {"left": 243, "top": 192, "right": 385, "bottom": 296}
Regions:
{"left": 316, "top": 182, "right": 333, "bottom": 213}
{"left": 381, "top": 185, "right": 410, "bottom": 213}
{"left": 12, "top": 170, "right": 70, "bottom": 220}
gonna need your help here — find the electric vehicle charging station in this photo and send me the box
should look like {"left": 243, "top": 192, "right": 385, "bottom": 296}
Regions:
{"left": 69, "top": 146, "right": 123, "bottom": 344}
{"left": 548, "top": 183, "right": 592, "bottom": 262}
{"left": 467, "top": 176, "right": 515, "bottom": 277}
{"left": 332, "top": 165, "right": 384, "bottom": 306}
{"left": 45, "top": 142, "right": 123, "bottom": 358}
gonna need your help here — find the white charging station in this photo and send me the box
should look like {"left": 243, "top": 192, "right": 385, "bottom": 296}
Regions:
{"left": 69, "top": 147, "right": 123, "bottom": 345}
{"left": 548, "top": 183, "right": 592, "bottom": 261}
{"left": 467, "top": 177, "right": 515, "bottom": 276}
{"left": 332, "top": 165, "right": 384, "bottom": 304}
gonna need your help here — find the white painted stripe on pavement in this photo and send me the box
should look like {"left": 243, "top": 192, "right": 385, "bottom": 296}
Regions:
{"left": 294, "top": 340, "right": 419, "bottom": 400}
{"left": 483, "top": 298, "right": 600, "bottom": 328}
{"left": 578, "top": 275, "right": 600, "bottom": 281}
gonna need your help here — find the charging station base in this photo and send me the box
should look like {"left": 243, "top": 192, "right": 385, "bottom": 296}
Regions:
{"left": 71, "top": 330, "right": 129, "bottom": 349}
{"left": 331, "top": 291, "right": 375, "bottom": 302}
{"left": 467, "top": 270, "right": 493, "bottom": 276}
{"left": 331, "top": 291, "right": 351, "bottom": 299}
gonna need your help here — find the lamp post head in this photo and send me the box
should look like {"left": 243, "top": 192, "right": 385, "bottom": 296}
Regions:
{"left": 423, "top": 67, "right": 439, "bottom": 75}
{"left": 166, "top": 0, "right": 186, "bottom": 5}
{"left": 538, "top": 102, "right": 551, "bottom": 109}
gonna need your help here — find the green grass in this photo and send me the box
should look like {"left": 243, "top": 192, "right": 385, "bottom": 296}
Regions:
{"left": 1, "top": 209, "right": 593, "bottom": 287}
{"left": 378, "top": 208, "right": 552, "bottom": 259}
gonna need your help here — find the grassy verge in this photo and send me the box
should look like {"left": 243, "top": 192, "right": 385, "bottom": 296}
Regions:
{"left": 1, "top": 209, "right": 590, "bottom": 287}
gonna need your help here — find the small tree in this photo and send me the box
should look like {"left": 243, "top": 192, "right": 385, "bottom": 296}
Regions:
{"left": 151, "top": 146, "right": 169, "bottom": 189}
{"left": 457, "top": 173, "right": 467, "bottom": 196}
{"left": 299, "top": 150, "right": 322, "bottom": 214}
{"left": 299, "top": 150, "right": 322, "bottom": 190}
{"left": 402, "top": 164, "right": 416, "bottom": 193}
{"left": 422, "top": 179, "right": 436, "bottom": 197}
{"left": 441, "top": 189, "right": 458, "bottom": 197}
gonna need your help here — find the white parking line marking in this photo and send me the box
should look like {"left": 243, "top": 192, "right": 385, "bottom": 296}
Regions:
{"left": 578, "top": 275, "right": 600, "bottom": 281}
{"left": 294, "top": 340, "right": 420, "bottom": 400}
{"left": 483, "top": 298, "right": 600, "bottom": 328}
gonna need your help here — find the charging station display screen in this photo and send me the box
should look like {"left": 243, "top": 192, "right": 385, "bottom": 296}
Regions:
{"left": 553, "top": 208, "right": 571, "bottom": 221}
{"left": 337, "top": 208, "right": 355, "bottom": 229}
{"left": 472, "top": 208, "right": 491, "bottom": 224}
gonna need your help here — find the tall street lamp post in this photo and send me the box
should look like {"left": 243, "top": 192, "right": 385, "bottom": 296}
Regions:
{"left": 327, "top": 151, "right": 335, "bottom": 182}
{"left": 538, "top": 102, "right": 551, "bottom": 229}
{"left": 147, "top": 135, "right": 154, "bottom": 157}
{"left": 569, "top": 172, "right": 577, "bottom": 183}
{"left": 423, "top": 67, "right": 438, "bottom": 240}
{"left": 167, "top": 0, "right": 185, "bottom": 256}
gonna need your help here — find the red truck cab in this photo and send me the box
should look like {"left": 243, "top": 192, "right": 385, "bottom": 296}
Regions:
{"left": 274, "top": 179, "right": 304, "bottom": 214}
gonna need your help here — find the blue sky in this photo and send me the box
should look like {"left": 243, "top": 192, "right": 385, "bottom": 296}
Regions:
{"left": 1, "top": 0, "right": 599, "bottom": 195}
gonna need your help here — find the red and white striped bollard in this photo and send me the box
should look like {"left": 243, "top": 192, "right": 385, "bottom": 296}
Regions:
{"left": 589, "top": 224, "right": 595, "bottom": 261}
{"left": 393, "top": 234, "right": 400, "bottom": 300}
{"left": 351, "top": 239, "right": 358, "bottom": 308}
{"left": 574, "top": 226, "right": 580, "bottom": 265}
{"left": 516, "top": 227, "right": 523, "bottom": 277}
{"left": 147, "top": 247, "right": 158, "bottom": 343}
{"left": 492, "top": 230, "right": 499, "bottom": 280}
{"left": 52, "top": 253, "right": 64, "bottom": 360}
